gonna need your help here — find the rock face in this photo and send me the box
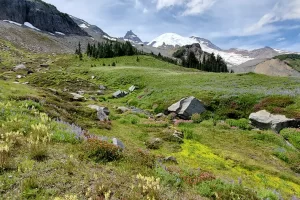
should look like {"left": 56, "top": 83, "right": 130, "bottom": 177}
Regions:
{"left": 0, "top": 0, "right": 87, "bottom": 36}
{"left": 168, "top": 96, "right": 206, "bottom": 120}
{"left": 249, "top": 110, "right": 300, "bottom": 132}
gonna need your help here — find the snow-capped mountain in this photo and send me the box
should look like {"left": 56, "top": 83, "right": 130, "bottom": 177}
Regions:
{"left": 148, "top": 33, "right": 292, "bottom": 67}
{"left": 120, "top": 30, "right": 143, "bottom": 44}
{"left": 148, "top": 33, "right": 252, "bottom": 66}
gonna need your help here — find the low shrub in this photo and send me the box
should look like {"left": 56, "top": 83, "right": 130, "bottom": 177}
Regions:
{"left": 21, "top": 176, "right": 41, "bottom": 199}
{"left": 272, "top": 148, "right": 289, "bottom": 163}
{"left": 182, "top": 171, "right": 216, "bottom": 186}
{"left": 156, "top": 166, "right": 183, "bottom": 188}
{"left": 135, "top": 149, "right": 156, "bottom": 168}
{"left": 52, "top": 130, "right": 81, "bottom": 144}
{"left": 118, "top": 114, "right": 140, "bottom": 125}
{"left": 84, "top": 139, "right": 122, "bottom": 162}
{"left": 253, "top": 96, "right": 294, "bottom": 117}
{"left": 291, "top": 162, "right": 300, "bottom": 174}
{"left": 181, "top": 127, "right": 201, "bottom": 141}
{"left": 280, "top": 128, "right": 300, "bottom": 150}
{"left": 226, "top": 118, "right": 251, "bottom": 130}
{"left": 196, "top": 179, "right": 259, "bottom": 200}
{"left": 191, "top": 113, "right": 202, "bottom": 123}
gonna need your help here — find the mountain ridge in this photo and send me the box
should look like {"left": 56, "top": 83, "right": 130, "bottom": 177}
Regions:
{"left": 0, "top": 0, "right": 87, "bottom": 36}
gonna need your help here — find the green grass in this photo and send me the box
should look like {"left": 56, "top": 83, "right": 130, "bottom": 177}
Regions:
{"left": 1, "top": 42, "right": 300, "bottom": 199}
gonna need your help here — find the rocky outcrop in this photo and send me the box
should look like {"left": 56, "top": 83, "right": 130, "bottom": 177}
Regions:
{"left": 168, "top": 96, "right": 206, "bottom": 120}
{"left": 249, "top": 110, "right": 300, "bottom": 132}
{"left": 122, "top": 30, "right": 143, "bottom": 44}
{"left": 173, "top": 43, "right": 210, "bottom": 63}
{"left": 0, "top": 0, "right": 87, "bottom": 36}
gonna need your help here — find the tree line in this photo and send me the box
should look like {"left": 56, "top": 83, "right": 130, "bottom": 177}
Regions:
{"left": 174, "top": 50, "right": 229, "bottom": 73}
{"left": 75, "top": 41, "right": 228, "bottom": 73}
{"left": 86, "top": 41, "right": 140, "bottom": 58}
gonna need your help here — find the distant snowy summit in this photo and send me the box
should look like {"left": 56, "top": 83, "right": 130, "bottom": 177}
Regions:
{"left": 147, "top": 33, "right": 290, "bottom": 66}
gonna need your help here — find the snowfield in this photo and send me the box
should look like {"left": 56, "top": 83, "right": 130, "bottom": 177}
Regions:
{"left": 3, "top": 20, "right": 22, "bottom": 26}
{"left": 24, "top": 22, "right": 41, "bottom": 31}
{"left": 79, "top": 23, "right": 89, "bottom": 28}
{"left": 103, "top": 35, "right": 117, "bottom": 41}
{"left": 149, "top": 33, "right": 253, "bottom": 66}
{"left": 55, "top": 32, "right": 65, "bottom": 36}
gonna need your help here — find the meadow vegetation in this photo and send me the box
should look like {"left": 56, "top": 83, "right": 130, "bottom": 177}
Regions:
{"left": 0, "top": 40, "right": 300, "bottom": 199}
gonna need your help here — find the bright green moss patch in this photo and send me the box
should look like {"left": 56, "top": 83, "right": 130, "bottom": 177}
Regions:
{"left": 174, "top": 140, "right": 300, "bottom": 199}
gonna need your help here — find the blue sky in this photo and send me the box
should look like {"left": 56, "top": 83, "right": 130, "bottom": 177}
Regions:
{"left": 43, "top": 0, "right": 300, "bottom": 51}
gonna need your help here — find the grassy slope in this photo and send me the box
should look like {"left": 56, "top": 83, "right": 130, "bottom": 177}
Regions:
{"left": 1, "top": 42, "right": 300, "bottom": 200}
{"left": 275, "top": 54, "right": 300, "bottom": 72}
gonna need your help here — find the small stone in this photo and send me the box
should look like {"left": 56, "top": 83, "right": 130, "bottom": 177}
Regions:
{"left": 40, "top": 64, "right": 49, "bottom": 68}
{"left": 97, "top": 90, "right": 104, "bottom": 95}
{"left": 164, "top": 156, "right": 178, "bottom": 164}
{"left": 16, "top": 75, "right": 22, "bottom": 79}
{"left": 129, "top": 85, "right": 136, "bottom": 92}
{"left": 113, "top": 138, "right": 125, "bottom": 150}
{"left": 13, "top": 64, "right": 27, "bottom": 71}
{"left": 156, "top": 113, "right": 165, "bottom": 118}
{"left": 117, "top": 106, "right": 130, "bottom": 113}
{"left": 99, "top": 85, "right": 106, "bottom": 90}
{"left": 113, "top": 90, "right": 128, "bottom": 98}
{"left": 70, "top": 93, "right": 85, "bottom": 101}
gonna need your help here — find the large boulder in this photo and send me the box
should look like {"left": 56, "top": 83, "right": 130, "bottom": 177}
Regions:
{"left": 249, "top": 110, "right": 300, "bottom": 132}
{"left": 168, "top": 96, "right": 206, "bottom": 119}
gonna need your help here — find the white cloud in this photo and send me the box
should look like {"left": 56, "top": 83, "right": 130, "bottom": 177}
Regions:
{"left": 246, "top": 0, "right": 300, "bottom": 35}
{"left": 276, "top": 37, "right": 285, "bottom": 42}
{"left": 156, "top": 0, "right": 216, "bottom": 15}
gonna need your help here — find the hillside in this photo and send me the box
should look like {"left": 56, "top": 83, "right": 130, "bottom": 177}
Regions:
{"left": 233, "top": 54, "right": 300, "bottom": 77}
{"left": 1, "top": 38, "right": 300, "bottom": 199}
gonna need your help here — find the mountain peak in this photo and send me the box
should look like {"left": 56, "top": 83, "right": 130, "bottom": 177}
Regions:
{"left": 123, "top": 30, "right": 142, "bottom": 44}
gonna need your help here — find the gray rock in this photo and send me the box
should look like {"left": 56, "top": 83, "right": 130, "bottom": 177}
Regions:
{"left": 168, "top": 96, "right": 206, "bottom": 119}
{"left": 70, "top": 93, "right": 85, "bottom": 101}
{"left": 249, "top": 110, "right": 300, "bottom": 132}
{"left": 163, "top": 156, "right": 178, "bottom": 164}
{"left": 0, "top": 0, "right": 88, "bottom": 36}
{"left": 40, "top": 64, "right": 49, "bottom": 68}
{"left": 146, "top": 138, "right": 162, "bottom": 149}
{"left": 156, "top": 113, "right": 165, "bottom": 118}
{"left": 77, "top": 90, "right": 85, "bottom": 95}
{"left": 112, "top": 138, "right": 125, "bottom": 150}
{"left": 129, "top": 85, "right": 136, "bottom": 92}
{"left": 97, "top": 109, "right": 109, "bottom": 122}
{"left": 96, "top": 90, "right": 104, "bottom": 95}
{"left": 113, "top": 90, "right": 128, "bottom": 98}
{"left": 16, "top": 75, "right": 22, "bottom": 79}
{"left": 173, "top": 130, "right": 184, "bottom": 139}
{"left": 88, "top": 105, "right": 110, "bottom": 115}
{"left": 117, "top": 106, "right": 130, "bottom": 113}
{"left": 99, "top": 85, "right": 106, "bottom": 90}
{"left": 13, "top": 64, "right": 26, "bottom": 71}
